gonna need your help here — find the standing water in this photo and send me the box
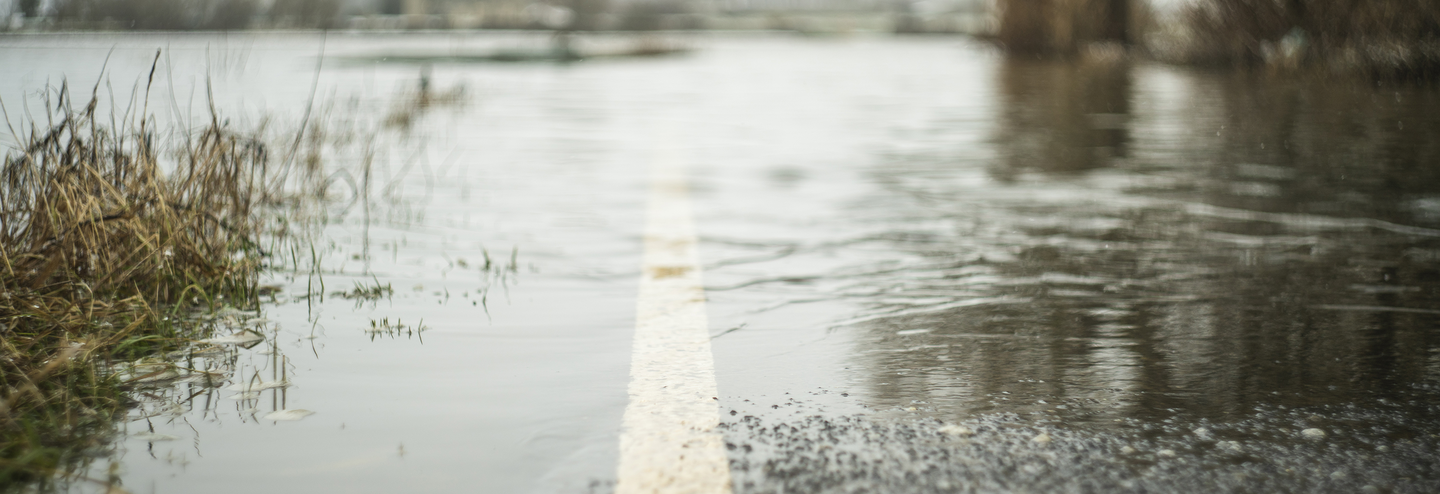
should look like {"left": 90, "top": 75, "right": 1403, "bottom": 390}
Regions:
{"left": 2, "top": 32, "right": 1439, "bottom": 493}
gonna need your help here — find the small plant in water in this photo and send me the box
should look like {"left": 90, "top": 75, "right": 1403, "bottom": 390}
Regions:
{"left": 331, "top": 278, "right": 394, "bottom": 308}
{"left": 365, "top": 317, "right": 427, "bottom": 341}
{"left": 382, "top": 68, "right": 466, "bottom": 132}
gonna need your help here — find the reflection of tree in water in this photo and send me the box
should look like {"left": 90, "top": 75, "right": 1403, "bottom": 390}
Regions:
{"left": 1196, "top": 75, "right": 1440, "bottom": 224}
{"left": 857, "top": 208, "right": 1440, "bottom": 426}
{"left": 990, "top": 58, "right": 1131, "bottom": 180}
{"left": 855, "top": 67, "right": 1440, "bottom": 430}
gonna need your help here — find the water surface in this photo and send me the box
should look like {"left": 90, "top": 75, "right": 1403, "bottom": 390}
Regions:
{"left": 3, "top": 32, "right": 1440, "bottom": 493}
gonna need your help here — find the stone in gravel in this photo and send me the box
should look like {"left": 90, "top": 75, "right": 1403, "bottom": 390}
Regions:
{"left": 939, "top": 425, "right": 974, "bottom": 436}
{"left": 1158, "top": 449, "right": 1177, "bottom": 458}
{"left": 1302, "top": 428, "right": 1327, "bottom": 440}
{"left": 1031, "top": 433, "right": 1052, "bottom": 444}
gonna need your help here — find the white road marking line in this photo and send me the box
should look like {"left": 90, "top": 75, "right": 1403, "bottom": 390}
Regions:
{"left": 615, "top": 143, "right": 733, "bottom": 494}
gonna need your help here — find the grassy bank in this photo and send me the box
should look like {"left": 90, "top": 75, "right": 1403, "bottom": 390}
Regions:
{"left": 0, "top": 72, "right": 284, "bottom": 488}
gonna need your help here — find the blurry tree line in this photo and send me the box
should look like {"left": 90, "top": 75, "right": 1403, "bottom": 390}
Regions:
{"left": 996, "top": 0, "right": 1440, "bottom": 79}
{"left": 1178, "top": 0, "right": 1440, "bottom": 77}
{"left": 997, "top": 0, "right": 1136, "bottom": 55}
{"left": 37, "top": 0, "right": 342, "bottom": 29}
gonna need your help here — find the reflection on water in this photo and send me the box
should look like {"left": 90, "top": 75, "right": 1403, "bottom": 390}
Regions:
{"left": 850, "top": 58, "right": 1440, "bottom": 435}
{"left": 111, "top": 309, "right": 304, "bottom": 464}
{"left": 993, "top": 57, "right": 1130, "bottom": 178}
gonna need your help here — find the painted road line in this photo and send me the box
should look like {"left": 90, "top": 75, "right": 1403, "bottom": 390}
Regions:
{"left": 615, "top": 143, "right": 733, "bottom": 494}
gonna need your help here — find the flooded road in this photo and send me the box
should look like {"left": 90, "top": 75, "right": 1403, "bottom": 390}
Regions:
{"left": 3, "top": 32, "right": 1440, "bottom": 493}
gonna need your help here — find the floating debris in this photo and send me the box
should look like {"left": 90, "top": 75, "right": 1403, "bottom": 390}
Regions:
{"left": 127, "top": 369, "right": 181, "bottom": 384}
{"left": 214, "top": 307, "right": 259, "bottom": 319}
{"left": 178, "top": 346, "right": 229, "bottom": 358}
{"left": 201, "top": 329, "right": 266, "bottom": 346}
{"left": 131, "top": 432, "right": 181, "bottom": 442}
{"left": 264, "top": 409, "right": 315, "bottom": 421}
{"left": 227, "top": 380, "right": 290, "bottom": 392}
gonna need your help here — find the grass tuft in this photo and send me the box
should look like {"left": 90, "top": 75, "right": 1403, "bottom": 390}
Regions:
{"left": 0, "top": 72, "right": 284, "bottom": 487}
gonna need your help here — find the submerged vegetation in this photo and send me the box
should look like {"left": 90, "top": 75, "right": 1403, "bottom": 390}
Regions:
{"left": 0, "top": 55, "right": 477, "bottom": 489}
{"left": 332, "top": 278, "right": 394, "bottom": 309}
{"left": 0, "top": 71, "right": 285, "bottom": 487}
{"left": 364, "top": 317, "right": 427, "bottom": 340}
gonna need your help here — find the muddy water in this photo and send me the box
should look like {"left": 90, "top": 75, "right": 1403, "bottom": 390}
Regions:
{"left": 4, "top": 33, "right": 1440, "bottom": 493}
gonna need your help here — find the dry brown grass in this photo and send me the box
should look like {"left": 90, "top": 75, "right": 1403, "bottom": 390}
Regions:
{"left": 1, "top": 52, "right": 466, "bottom": 490}
{"left": 0, "top": 67, "right": 284, "bottom": 487}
